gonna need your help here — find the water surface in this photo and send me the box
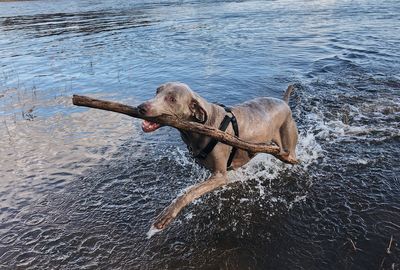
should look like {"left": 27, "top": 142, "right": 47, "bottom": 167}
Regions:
{"left": 0, "top": 0, "right": 399, "bottom": 269}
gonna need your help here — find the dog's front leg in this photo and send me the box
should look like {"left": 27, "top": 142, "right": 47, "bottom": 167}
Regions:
{"left": 153, "top": 172, "right": 227, "bottom": 230}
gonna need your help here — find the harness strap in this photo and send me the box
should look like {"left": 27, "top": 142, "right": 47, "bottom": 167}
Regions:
{"left": 195, "top": 115, "right": 231, "bottom": 159}
{"left": 225, "top": 107, "right": 239, "bottom": 168}
{"left": 195, "top": 104, "right": 239, "bottom": 169}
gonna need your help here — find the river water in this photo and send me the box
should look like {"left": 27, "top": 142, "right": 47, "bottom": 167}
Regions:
{"left": 0, "top": 0, "right": 399, "bottom": 269}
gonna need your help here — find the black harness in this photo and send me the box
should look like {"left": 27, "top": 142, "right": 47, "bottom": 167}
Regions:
{"left": 195, "top": 104, "right": 239, "bottom": 169}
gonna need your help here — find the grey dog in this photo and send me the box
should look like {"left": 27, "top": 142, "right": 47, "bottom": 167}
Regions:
{"left": 138, "top": 82, "right": 298, "bottom": 230}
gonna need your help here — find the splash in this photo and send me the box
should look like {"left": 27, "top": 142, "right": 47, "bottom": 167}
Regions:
{"left": 146, "top": 225, "right": 162, "bottom": 239}
{"left": 230, "top": 129, "right": 324, "bottom": 182}
{"left": 295, "top": 85, "right": 400, "bottom": 144}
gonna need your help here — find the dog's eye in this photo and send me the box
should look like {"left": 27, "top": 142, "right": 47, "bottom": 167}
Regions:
{"left": 166, "top": 96, "right": 176, "bottom": 103}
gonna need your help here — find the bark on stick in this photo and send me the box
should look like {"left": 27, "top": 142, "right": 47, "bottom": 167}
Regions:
{"left": 72, "top": 95, "right": 297, "bottom": 164}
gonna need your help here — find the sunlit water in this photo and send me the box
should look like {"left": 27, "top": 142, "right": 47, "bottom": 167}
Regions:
{"left": 0, "top": 0, "right": 399, "bottom": 269}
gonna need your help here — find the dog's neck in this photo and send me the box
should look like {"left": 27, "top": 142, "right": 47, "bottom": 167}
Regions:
{"left": 179, "top": 102, "right": 227, "bottom": 157}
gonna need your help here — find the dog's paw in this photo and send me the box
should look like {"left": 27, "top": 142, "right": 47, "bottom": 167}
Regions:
{"left": 280, "top": 151, "right": 299, "bottom": 164}
{"left": 153, "top": 206, "right": 177, "bottom": 230}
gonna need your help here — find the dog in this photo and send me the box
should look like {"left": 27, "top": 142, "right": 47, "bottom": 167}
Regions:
{"left": 138, "top": 82, "right": 298, "bottom": 230}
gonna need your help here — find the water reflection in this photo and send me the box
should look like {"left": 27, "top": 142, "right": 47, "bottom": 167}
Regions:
{"left": 1, "top": 10, "right": 156, "bottom": 38}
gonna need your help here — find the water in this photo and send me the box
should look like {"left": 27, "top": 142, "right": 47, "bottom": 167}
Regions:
{"left": 0, "top": 0, "right": 399, "bottom": 269}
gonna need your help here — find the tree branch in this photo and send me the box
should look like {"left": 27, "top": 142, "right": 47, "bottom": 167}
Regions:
{"left": 72, "top": 95, "right": 298, "bottom": 164}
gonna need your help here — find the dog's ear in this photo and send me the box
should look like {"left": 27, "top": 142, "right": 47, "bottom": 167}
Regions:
{"left": 189, "top": 98, "right": 207, "bottom": 123}
{"left": 156, "top": 85, "right": 165, "bottom": 95}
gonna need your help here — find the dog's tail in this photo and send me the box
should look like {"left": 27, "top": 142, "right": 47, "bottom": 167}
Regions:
{"left": 283, "top": 85, "right": 295, "bottom": 103}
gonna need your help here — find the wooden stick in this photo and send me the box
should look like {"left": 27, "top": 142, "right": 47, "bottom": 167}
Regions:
{"left": 72, "top": 95, "right": 298, "bottom": 164}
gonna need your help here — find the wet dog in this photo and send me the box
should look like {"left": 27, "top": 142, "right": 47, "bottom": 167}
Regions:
{"left": 138, "top": 82, "right": 298, "bottom": 230}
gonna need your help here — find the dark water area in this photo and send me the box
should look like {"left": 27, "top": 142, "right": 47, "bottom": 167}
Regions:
{"left": 0, "top": 0, "right": 399, "bottom": 269}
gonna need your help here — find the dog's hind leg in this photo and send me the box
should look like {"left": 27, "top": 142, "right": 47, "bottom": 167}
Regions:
{"left": 279, "top": 117, "right": 298, "bottom": 163}
{"left": 153, "top": 172, "right": 228, "bottom": 230}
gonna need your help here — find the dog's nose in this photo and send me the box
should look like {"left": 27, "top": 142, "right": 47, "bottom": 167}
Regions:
{"left": 138, "top": 103, "right": 149, "bottom": 115}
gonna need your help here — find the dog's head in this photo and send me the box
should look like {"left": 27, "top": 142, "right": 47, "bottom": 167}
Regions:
{"left": 138, "top": 82, "right": 208, "bottom": 132}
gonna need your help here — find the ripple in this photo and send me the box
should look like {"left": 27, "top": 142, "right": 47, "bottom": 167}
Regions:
{"left": 170, "top": 240, "right": 187, "bottom": 252}
{"left": 19, "top": 228, "right": 42, "bottom": 245}
{"left": 53, "top": 214, "right": 71, "bottom": 225}
{"left": 15, "top": 252, "right": 39, "bottom": 268}
{"left": 0, "top": 232, "right": 18, "bottom": 245}
{"left": 0, "top": 0, "right": 399, "bottom": 269}
{"left": 67, "top": 209, "right": 93, "bottom": 222}
{"left": 24, "top": 214, "right": 46, "bottom": 226}
{"left": 111, "top": 223, "right": 132, "bottom": 237}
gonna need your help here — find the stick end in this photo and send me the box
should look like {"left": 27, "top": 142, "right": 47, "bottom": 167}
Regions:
{"left": 72, "top": 94, "right": 81, "bottom": 105}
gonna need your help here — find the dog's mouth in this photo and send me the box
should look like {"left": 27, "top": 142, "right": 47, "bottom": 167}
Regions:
{"left": 141, "top": 120, "right": 161, "bottom": 133}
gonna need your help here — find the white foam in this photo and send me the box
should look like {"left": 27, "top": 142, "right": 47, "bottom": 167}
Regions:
{"left": 288, "top": 195, "right": 308, "bottom": 209}
{"left": 169, "top": 146, "right": 194, "bottom": 167}
{"left": 146, "top": 225, "right": 162, "bottom": 239}
{"left": 356, "top": 158, "right": 368, "bottom": 165}
{"left": 296, "top": 130, "right": 324, "bottom": 169}
{"left": 163, "top": 146, "right": 210, "bottom": 180}
{"left": 301, "top": 94, "right": 400, "bottom": 144}
{"left": 231, "top": 129, "right": 323, "bottom": 182}
{"left": 185, "top": 212, "right": 193, "bottom": 220}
